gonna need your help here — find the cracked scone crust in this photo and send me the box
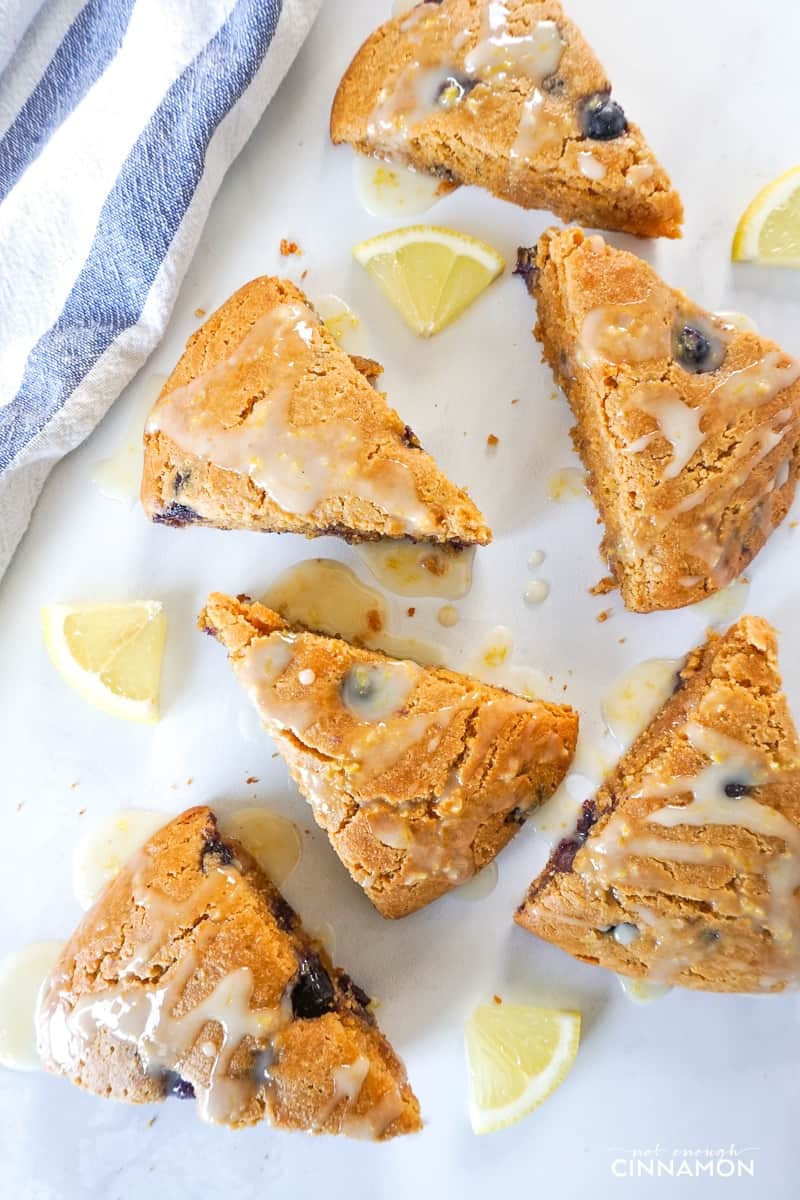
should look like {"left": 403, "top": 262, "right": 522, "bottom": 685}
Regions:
{"left": 37, "top": 807, "right": 420, "bottom": 1136}
{"left": 200, "top": 593, "right": 578, "bottom": 919}
{"left": 141, "top": 275, "right": 490, "bottom": 546}
{"left": 516, "top": 617, "right": 800, "bottom": 993}
{"left": 522, "top": 226, "right": 800, "bottom": 612}
{"left": 331, "top": 0, "right": 682, "bottom": 239}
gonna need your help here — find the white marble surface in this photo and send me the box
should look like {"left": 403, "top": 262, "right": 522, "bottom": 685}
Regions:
{"left": 2, "top": 1, "right": 800, "bottom": 1196}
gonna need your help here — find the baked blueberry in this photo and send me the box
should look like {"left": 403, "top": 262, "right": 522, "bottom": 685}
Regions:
{"left": 513, "top": 246, "right": 539, "bottom": 293}
{"left": 153, "top": 501, "right": 201, "bottom": 526}
{"left": 435, "top": 73, "right": 476, "bottom": 109}
{"left": 579, "top": 91, "right": 627, "bottom": 140}
{"left": 162, "top": 1071, "right": 195, "bottom": 1099}
{"left": 673, "top": 320, "right": 726, "bottom": 374}
{"left": 291, "top": 952, "right": 336, "bottom": 1020}
{"left": 724, "top": 781, "right": 752, "bottom": 799}
{"left": 201, "top": 836, "right": 235, "bottom": 871}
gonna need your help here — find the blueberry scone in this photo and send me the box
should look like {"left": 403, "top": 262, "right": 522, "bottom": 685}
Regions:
{"left": 37, "top": 807, "right": 421, "bottom": 1136}
{"left": 142, "top": 276, "right": 490, "bottom": 546}
{"left": 518, "top": 226, "right": 800, "bottom": 612}
{"left": 331, "top": 0, "right": 682, "bottom": 239}
{"left": 516, "top": 618, "right": 800, "bottom": 993}
{"left": 200, "top": 592, "right": 578, "bottom": 919}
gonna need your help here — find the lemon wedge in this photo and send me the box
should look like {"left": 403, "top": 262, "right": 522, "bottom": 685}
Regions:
{"left": 42, "top": 602, "right": 166, "bottom": 723}
{"left": 732, "top": 165, "right": 800, "bottom": 267}
{"left": 465, "top": 1003, "right": 581, "bottom": 1134}
{"left": 353, "top": 225, "right": 505, "bottom": 336}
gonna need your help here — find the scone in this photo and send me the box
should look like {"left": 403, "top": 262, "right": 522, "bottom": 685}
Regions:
{"left": 142, "top": 276, "right": 490, "bottom": 546}
{"left": 37, "top": 807, "right": 421, "bottom": 1136}
{"left": 331, "top": 0, "right": 682, "bottom": 239}
{"left": 519, "top": 227, "right": 800, "bottom": 612}
{"left": 516, "top": 617, "right": 800, "bottom": 993}
{"left": 200, "top": 592, "right": 578, "bottom": 919}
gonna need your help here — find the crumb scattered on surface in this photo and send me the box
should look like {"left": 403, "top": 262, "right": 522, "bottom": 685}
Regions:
{"left": 246, "top": 776, "right": 259, "bottom": 785}
{"left": 493, "top": 994, "right": 503, "bottom": 1005}
{"left": 147, "top": 1116, "right": 158, "bottom": 1128}
{"left": 407, "top": 607, "right": 416, "bottom": 617}
{"left": 78, "top": 808, "right": 86, "bottom": 816}
{"left": 70, "top": 781, "right": 79, "bottom": 789}
{"left": 487, "top": 434, "right": 499, "bottom": 447}
{"left": 194, "top": 307, "right": 206, "bottom": 318}
{"left": 301, "top": 269, "right": 309, "bottom": 281}
{"left": 280, "top": 239, "right": 302, "bottom": 256}
{"left": 186, "top": 777, "right": 193, "bottom": 786}
{"left": 618, "top": 636, "right": 627, "bottom": 645}
{"left": 596, "top": 608, "right": 612, "bottom": 623}
{"left": 590, "top": 576, "right": 616, "bottom": 596}
{"left": 511, "top": 398, "right": 520, "bottom": 405}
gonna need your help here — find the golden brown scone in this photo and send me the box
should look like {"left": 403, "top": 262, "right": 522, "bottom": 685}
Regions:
{"left": 331, "top": 0, "right": 682, "bottom": 239}
{"left": 516, "top": 617, "right": 800, "bottom": 993}
{"left": 200, "top": 593, "right": 578, "bottom": 918}
{"left": 141, "top": 276, "right": 490, "bottom": 546}
{"left": 37, "top": 807, "right": 420, "bottom": 1137}
{"left": 519, "top": 227, "right": 800, "bottom": 612}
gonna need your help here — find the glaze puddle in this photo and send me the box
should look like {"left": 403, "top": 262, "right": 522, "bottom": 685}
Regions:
{"left": 263, "top": 558, "right": 444, "bottom": 666}
{"left": 0, "top": 942, "right": 63, "bottom": 1070}
{"left": 91, "top": 375, "right": 166, "bottom": 505}
{"left": 601, "top": 658, "right": 684, "bottom": 752}
{"left": 357, "top": 541, "right": 476, "bottom": 599}
{"left": 354, "top": 152, "right": 445, "bottom": 219}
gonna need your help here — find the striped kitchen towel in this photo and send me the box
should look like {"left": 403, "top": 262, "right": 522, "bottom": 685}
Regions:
{"left": 0, "top": 0, "right": 322, "bottom": 578}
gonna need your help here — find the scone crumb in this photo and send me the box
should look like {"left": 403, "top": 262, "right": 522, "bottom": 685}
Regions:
{"left": 487, "top": 433, "right": 499, "bottom": 447}
{"left": 590, "top": 576, "right": 616, "bottom": 596}
{"left": 511, "top": 398, "right": 519, "bottom": 405}
{"left": 246, "top": 775, "right": 259, "bottom": 785}
{"left": 596, "top": 608, "right": 612, "bottom": 624}
{"left": 493, "top": 994, "right": 503, "bottom": 1005}
{"left": 280, "top": 238, "right": 302, "bottom": 256}
{"left": 193, "top": 307, "right": 206, "bottom": 319}
{"left": 407, "top": 606, "right": 416, "bottom": 617}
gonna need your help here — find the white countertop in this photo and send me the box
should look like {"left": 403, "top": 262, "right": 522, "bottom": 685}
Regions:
{"left": 2, "top": 1, "right": 799, "bottom": 1196}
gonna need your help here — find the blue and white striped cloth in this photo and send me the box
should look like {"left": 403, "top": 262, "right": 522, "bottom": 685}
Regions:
{"left": 0, "top": 0, "right": 322, "bottom": 577}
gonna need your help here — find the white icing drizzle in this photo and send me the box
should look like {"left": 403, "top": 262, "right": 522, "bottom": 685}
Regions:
{"left": 579, "top": 300, "right": 672, "bottom": 366}
{"left": 149, "top": 301, "right": 434, "bottom": 536}
{"left": 629, "top": 382, "right": 705, "bottom": 480}
{"left": 578, "top": 151, "right": 607, "bottom": 182}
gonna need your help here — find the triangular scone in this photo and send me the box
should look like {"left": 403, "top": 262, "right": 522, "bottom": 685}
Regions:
{"left": 516, "top": 617, "right": 800, "bottom": 993}
{"left": 331, "top": 0, "right": 682, "bottom": 239}
{"left": 141, "top": 276, "right": 490, "bottom": 546}
{"left": 200, "top": 593, "right": 578, "bottom": 919}
{"left": 37, "top": 807, "right": 420, "bottom": 1136}
{"left": 519, "top": 227, "right": 800, "bottom": 612}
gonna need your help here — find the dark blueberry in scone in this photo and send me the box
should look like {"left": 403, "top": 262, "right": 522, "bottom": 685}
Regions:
{"left": 549, "top": 799, "right": 598, "bottom": 873}
{"left": 270, "top": 892, "right": 298, "bottom": 933}
{"left": 542, "top": 75, "right": 565, "bottom": 95}
{"left": 513, "top": 246, "right": 539, "bottom": 293}
{"left": 201, "top": 837, "right": 236, "bottom": 871}
{"left": 341, "top": 665, "right": 378, "bottom": 710}
{"left": 435, "top": 73, "right": 477, "bottom": 109}
{"left": 163, "top": 1071, "right": 195, "bottom": 1099}
{"left": 673, "top": 322, "right": 726, "bottom": 374}
{"left": 173, "top": 470, "right": 190, "bottom": 494}
{"left": 337, "top": 973, "right": 372, "bottom": 1011}
{"left": 291, "top": 952, "right": 336, "bottom": 1020}
{"left": 724, "top": 781, "right": 752, "bottom": 799}
{"left": 579, "top": 91, "right": 628, "bottom": 140}
{"left": 153, "top": 501, "right": 202, "bottom": 526}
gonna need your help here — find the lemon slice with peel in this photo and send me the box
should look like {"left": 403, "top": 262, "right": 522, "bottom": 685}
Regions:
{"left": 465, "top": 1003, "right": 581, "bottom": 1134}
{"left": 732, "top": 166, "right": 800, "bottom": 267}
{"left": 353, "top": 225, "right": 505, "bottom": 336}
{"left": 42, "top": 602, "right": 166, "bottom": 723}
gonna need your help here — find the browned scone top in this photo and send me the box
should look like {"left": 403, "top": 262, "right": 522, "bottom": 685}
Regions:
{"left": 141, "top": 275, "right": 491, "bottom": 546}
{"left": 200, "top": 592, "right": 578, "bottom": 919}
{"left": 36, "top": 807, "right": 421, "bottom": 1137}
{"left": 331, "top": 0, "right": 682, "bottom": 239}
{"left": 516, "top": 617, "right": 800, "bottom": 993}
{"left": 522, "top": 226, "right": 800, "bottom": 612}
